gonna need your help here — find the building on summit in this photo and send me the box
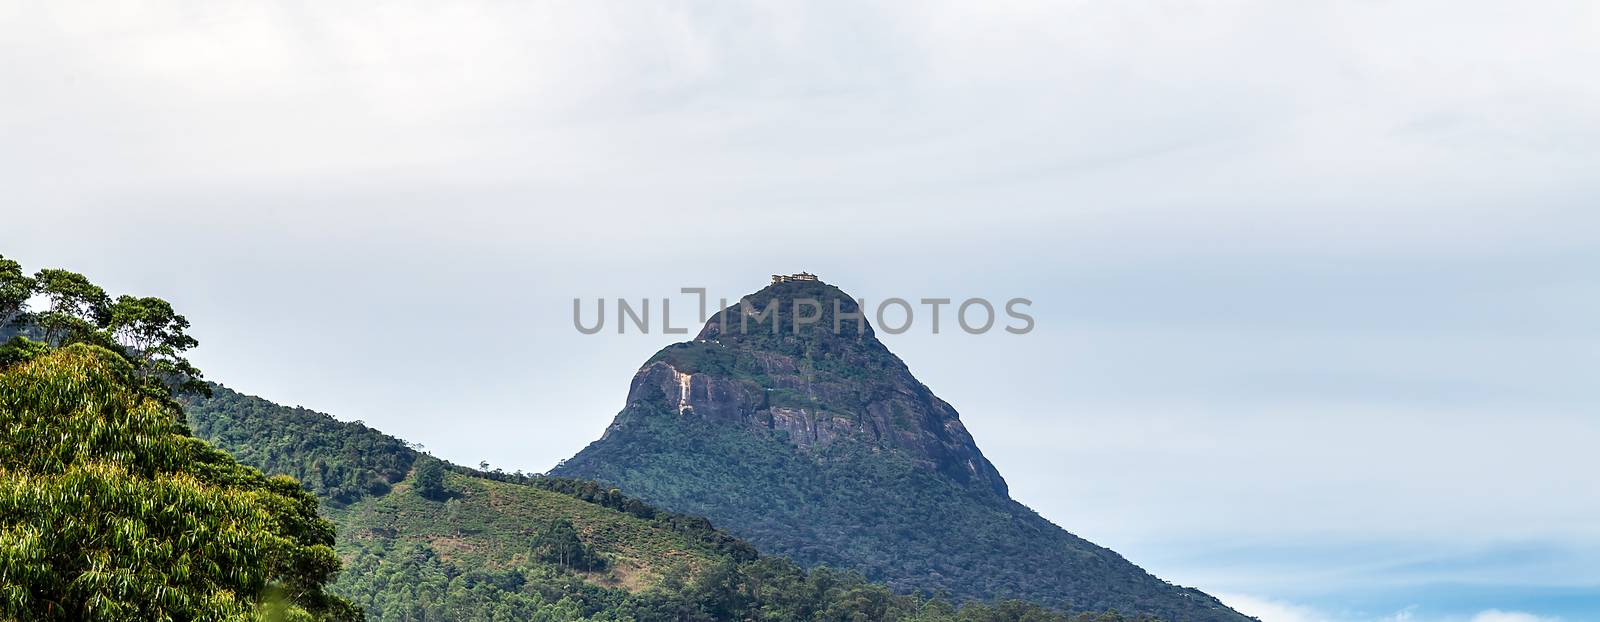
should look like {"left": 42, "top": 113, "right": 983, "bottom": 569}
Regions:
{"left": 768, "top": 270, "right": 819, "bottom": 283}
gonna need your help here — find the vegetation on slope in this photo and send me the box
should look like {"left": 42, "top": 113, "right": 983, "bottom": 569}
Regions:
{"left": 186, "top": 386, "right": 1159, "bottom": 622}
{"left": 558, "top": 405, "right": 1224, "bottom": 615}
{"left": 332, "top": 471, "right": 729, "bottom": 590}
{"left": 186, "top": 386, "right": 418, "bottom": 506}
{"left": 331, "top": 467, "right": 1163, "bottom": 622}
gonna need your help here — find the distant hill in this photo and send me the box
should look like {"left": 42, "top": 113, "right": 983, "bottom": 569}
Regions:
{"left": 555, "top": 278, "right": 1251, "bottom": 621}
{"left": 185, "top": 385, "right": 1150, "bottom": 622}
{"left": 185, "top": 386, "right": 743, "bottom": 619}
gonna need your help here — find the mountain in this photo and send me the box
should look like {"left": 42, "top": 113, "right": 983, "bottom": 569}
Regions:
{"left": 554, "top": 277, "right": 1250, "bottom": 621}
{"left": 184, "top": 385, "right": 1149, "bottom": 622}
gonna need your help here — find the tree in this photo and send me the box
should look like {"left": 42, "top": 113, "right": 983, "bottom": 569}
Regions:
{"left": 0, "top": 344, "right": 359, "bottom": 621}
{"left": 31, "top": 268, "right": 110, "bottom": 345}
{"left": 0, "top": 255, "right": 34, "bottom": 327}
{"left": 6, "top": 263, "right": 207, "bottom": 397}
{"left": 413, "top": 457, "right": 446, "bottom": 500}
{"left": 0, "top": 336, "right": 48, "bottom": 368}
{"left": 530, "top": 518, "right": 603, "bottom": 571}
{"left": 106, "top": 295, "right": 205, "bottom": 394}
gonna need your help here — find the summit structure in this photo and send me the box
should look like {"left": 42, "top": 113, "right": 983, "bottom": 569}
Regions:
{"left": 770, "top": 272, "right": 819, "bottom": 284}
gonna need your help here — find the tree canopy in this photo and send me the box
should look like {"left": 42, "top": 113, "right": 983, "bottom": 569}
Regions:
{"left": 0, "top": 255, "right": 352, "bottom": 620}
{"left": 411, "top": 457, "right": 446, "bottom": 500}
{"left": 0, "top": 255, "right": 33, "bottom": 327}
{"left": 0, "top": 344, "right": 359, "bottom": 621}
{"left": 0, "top": 256, "right": 205, "bottom": 396}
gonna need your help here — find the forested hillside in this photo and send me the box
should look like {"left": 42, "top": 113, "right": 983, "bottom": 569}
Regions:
{"left": 185, "top": 386, "right": 1155, "bottom": 622}
{"left": 186, "top": 386, "right": 418, "bottom": 505}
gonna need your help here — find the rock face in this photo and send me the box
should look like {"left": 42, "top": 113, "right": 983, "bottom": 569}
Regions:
{"left": 558, "top": 278, "right": 1252, "bottom": 621}
{"left": 607, "top": 281, "right": 1006, "bottom": 496}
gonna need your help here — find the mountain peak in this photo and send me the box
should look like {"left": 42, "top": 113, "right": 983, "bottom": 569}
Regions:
{"left": 557, "top": 275, "right": 1250, "bottom": 621}
{"left": 696, "top": 276, "right": 874, "bottom": 344}
{"left": 625, "top": 277, "right": 1006, "bottom": 496}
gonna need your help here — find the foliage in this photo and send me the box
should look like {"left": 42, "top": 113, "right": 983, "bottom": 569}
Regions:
{"left": 412, "top": 458, "right": 447, "bottom": 500}
{"left": 0, "top": 256, "right": 206, "bottom": 397}
{"left": 30, "top": 267, "right": 112, "bottom": 347}
{"left": 184, "top": 386, "right": 760, "bottom": 559}
{"left": 328, "top": 468, "right": 734, "bottom": 594}
{"left": 0, "top": 345, "right": 358, "bottom": 621}
{"left": 0, "top": 255, "right": 34, "bottom": 327}
{"left": 334, "top": 534, "right": 1152, "bottom": 622}
{"left": 182, "top": 386, "right": 418, "bottom": 507}
{"left": 463, "top": 470, "right": 760, "bottom": 563}
{"left": 530, "top": 519, "right": 606, "bottom": 572}
{"left": 106, "top": 295, "right": 207, "bottom": 394}
{"left": 0, "top": 336, "right": 49, "bottom": 368}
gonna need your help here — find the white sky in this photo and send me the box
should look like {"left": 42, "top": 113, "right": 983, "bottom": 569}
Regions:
{"left": 3, "top": 2, "right": 1598, "bottom": 620}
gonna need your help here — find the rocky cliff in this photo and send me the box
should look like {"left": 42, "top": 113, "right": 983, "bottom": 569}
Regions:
{"left": 605, "top": 278, "right": 1006, "bottom": 496}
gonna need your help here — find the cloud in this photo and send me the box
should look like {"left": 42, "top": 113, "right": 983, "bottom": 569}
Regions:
{"left": 1216, "top": 598, "right": 1561, "bottom": 622}
{"left": 1469, "top": 611, "right": 1559, "bottom": 622}
{"left": 1378, "top": 606, "right": 1419, "bottom": 622}
{"left": 1218, "top": 593, "right": 1332, "bottom": 622}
